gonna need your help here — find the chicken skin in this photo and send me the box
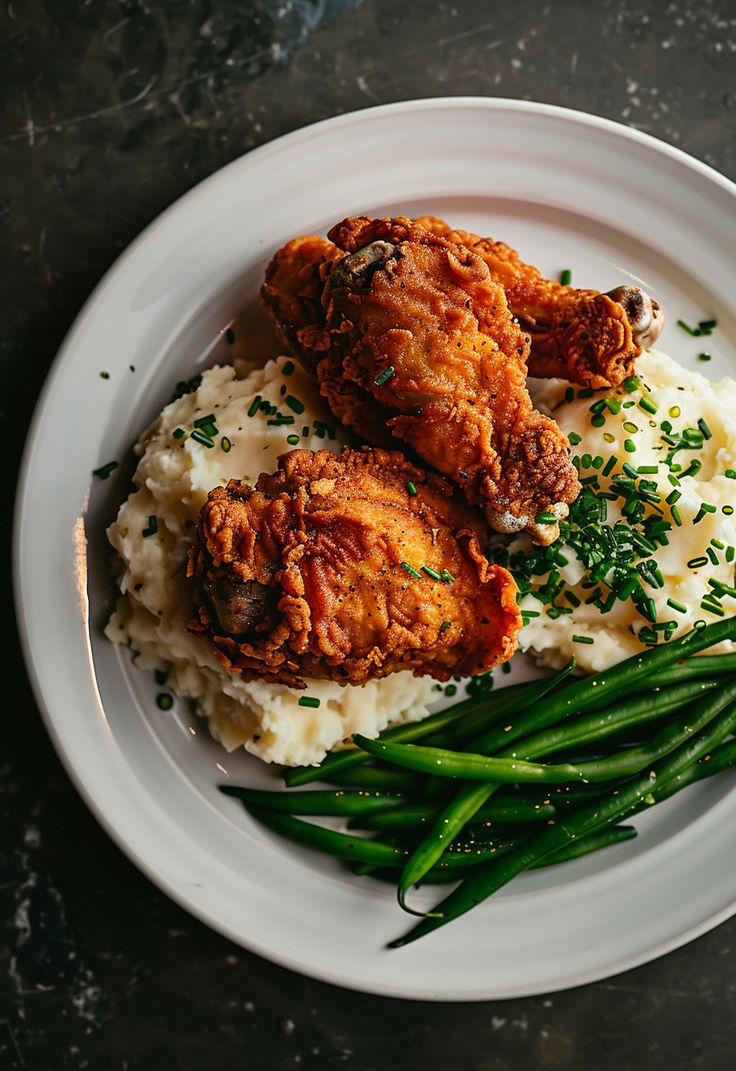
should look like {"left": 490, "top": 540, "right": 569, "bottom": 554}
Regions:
{"left": 415, "top": 215, "right": 664, "bottom": 388}
{"left": 188, "top": 448, "right": 521, "bottom": 688}
{"left": 320, "top": 217, "right": 580, "bottom": 543}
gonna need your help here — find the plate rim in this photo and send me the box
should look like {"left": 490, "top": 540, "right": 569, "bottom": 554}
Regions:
{"left": 13, "top": 96, "right": 736, "bottom": 1001}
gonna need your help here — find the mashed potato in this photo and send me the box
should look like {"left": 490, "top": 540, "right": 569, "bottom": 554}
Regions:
{"left": 502, "top": 350, "right": 736, "bottom": 671}
{"left": 105, "top": 356, "right": 435, "bottom": 765}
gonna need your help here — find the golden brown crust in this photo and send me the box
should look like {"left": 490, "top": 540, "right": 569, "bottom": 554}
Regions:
{"left": 415, "top": 216, "right": 641, "bottom": 388}
{"left": 189, "top": 448, "right": 521, "bottom": 687}
{"left": 323, "top": 218, "right": 580, "bottom": 539}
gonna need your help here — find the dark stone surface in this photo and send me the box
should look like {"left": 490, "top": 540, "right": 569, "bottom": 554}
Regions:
{"left": 3, "top": 1, "right": 736, "bottom": 1068}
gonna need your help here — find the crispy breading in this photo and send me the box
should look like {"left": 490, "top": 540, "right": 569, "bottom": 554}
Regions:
{"left": 415, "top": 215, "right": 663, "bottom": 388}
{"left": 323, "top": 217, "right": 580, "bottom": 542}
{"left": 189, "top": 448, "right": 520, "bottom": 687}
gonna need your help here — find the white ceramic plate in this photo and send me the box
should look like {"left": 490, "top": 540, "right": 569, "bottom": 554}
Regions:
{"left": 14, "top": 99, "right": 736, "bottom": 1001}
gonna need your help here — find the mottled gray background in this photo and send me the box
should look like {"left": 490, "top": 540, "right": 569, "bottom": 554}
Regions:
{"left": 3, "top": 1, "right": 736, "bottom": 1069}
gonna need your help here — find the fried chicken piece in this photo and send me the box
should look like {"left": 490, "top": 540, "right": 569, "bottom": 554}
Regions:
{"left": 321, "top": 217, "right": 580, "bottom": 543}
{"left": 415, "top": 215, "right": 664, "bottom": 388}
{"left": 261, "top": 235, "right": 396, "bottom": 448}
{"left": 188, "top": 448, "right": 520, "bottom": 687}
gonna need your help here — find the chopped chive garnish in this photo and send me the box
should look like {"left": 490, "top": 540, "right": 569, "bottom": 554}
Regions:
{"left": 697, "top": 418, "right": 712, "bottom": 440}
{"left": 247, "top": 396, "right": 262, "bottom": 417}
{"left": 624, "top": 439, "right": 636, "bottom": 453}
{"left": 560, "top": 269, "right": 572, "bottom": 286}
{"left": 535, "top": 511, "right": 557, "bottom": 524}
{"left": 190, "top": 429, "right": 215, "bottom": 447}
{"left": 591, "top": 414, "right": 605, "bottom": 428}
{"left": 267, "top": 416, "right": 295, "bottom": 426}
{"left": 666, "top": 489, "right": 681, "bottom": 504}
{"left": 725, "top": 470, "right": 736, "bottom": 480}
{"left": 670, "top": 505, "right": 682, "bottom": 525}
{"left": 667, "top": 598, "right": 687, "bottom": 614}
{"left": 727, "top": 546, "right": 735, "bottom": 562}
{"left": 92, "top": 461, "right": 119, "bottom": 479}
{"left": 156, "top": 692, "right": 173, "bottom": 711}
{"left": 172, "top": 427, "right": 185, "bottom": 440}
{"left": 581, "top": 453, "right": 592, "bottom": 468}
{"left": 590, "top": 400, "right": 607, "bottom": 415}
{"left": 698, "top": 352, "right": 712, "bottom": 361}
{"left": 637, "top": 465, "right": 658, "bottom": 474}
{"left": 681, "top": 459, "right": 703, "bottom": 478}
{"left": 591, "top": 456, "right": 604, "bottom": 470}
{"left": 623, "top": 376, "right": 640, "bottom": 393}
{"left": 711, "top": 538, "right": 725, "bottom": 550}
{"left": 440, "top": 569, "right": 455, "bottom": 584}
{"left": 439, "top": 621, "right": 452, "bottom": 632}
{"left": 699, "top": 319, "right": 717, "bottom": 330}
{"left": 302, "top": 426, "right": 310, "bottom": 437}
{"left": 422, "top": 566, "right": 443, "bottom": 581}
{"left": 405, "top": 481, "right": 418, "bottom": 497}
{"left": 564, "top": 590, "right": 581, "bottom": 607}
{"left": 606, "top": 398, "right": 622, "bottom": 415}
{"left": 572, "top": 634, "right": 594, "bottom": 644}
{"left": 286, "top": 434, "right": 300, "bottom": 445}
{"left": 568, "top": 432, "right": 582, "bottom": 446}
{"left": 374, "top": 365, "right": 395, "bottom": 386}
{"left": 298, "top": 696, "right": 321, "bottom": 708}
{"left": 100, "top": 370, "right": 110, "bottom": 379}
{"left": 707, "top": 547, "right": 719, "bottom": 566}
{"left": 578, "top": 388, "right": 594, "bottom": 399}
{"left": 282, "top": 360, "right": 295, "bottom": 375}
{"left": 401, "top": 562, "right": 422, "bottom": 579}
{"left": 194, "top": 414, "right": 216, "bottom": 428}
{"left": 677, "top": 319, "right": 702, "bottom": 336}
{"left": 639, "top": 397, "right": 658, "bottom": 415}
{"left": 622, "top": 462, "right": 638, "bottom": 479}
{"left": 220, "top": 437, "right": 232, "bottom": 453}
{"left": 687, "top": 556, "right": 709, "bottom": 569}
{"left": 445, "top": 684, "right": 457, "bottom": 697}
{"left": 723, "top": 505, "right": 734, "bottom": 516}
{"left": 142, "top": 515, "right": 158, "bottom": 537}
{"left": 623, "top": 421, "right": 639, "bottom": 433}
{"left": 564, "top": 387, "right": 575, "bottom": 403}
{"left": 315, "top": 427, "right": 325, "bottom": 438}
{"left": 602, "top": 455, "right": 618, "bottom": 477}
{"left": 285, "top": 395, "right": 305, "bottom": 414}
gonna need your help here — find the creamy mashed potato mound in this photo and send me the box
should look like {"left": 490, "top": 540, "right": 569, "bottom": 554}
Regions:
{"left": 509, "top": 350, "right": 736, "bottom": 671}
{"left": 105, "top": 357, "right": 435, "bottom": 765}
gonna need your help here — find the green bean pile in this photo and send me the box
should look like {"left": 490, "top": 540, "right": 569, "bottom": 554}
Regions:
{"left": 221, "top": 618, "right": 736, "bottom": 947}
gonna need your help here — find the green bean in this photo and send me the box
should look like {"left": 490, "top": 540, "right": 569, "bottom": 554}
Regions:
{"left": 536, "top": 823, "right": 637, "bottom": 867}
{"left": 632, "top": 735, "right": 736, "bottom": 808}
{"left": 242, "top": 804, "right": 408, "bottom": 865}
{"left": 349, "top": 798, "right": 557, "bottom": 832}
{"left": 358, "top": 684, "right": 731, "bottom": 788}
{"left": 514, "top": 678, "right": 720, "bottom": 763}
{"left": 461, "top": 617, "right": 736, "bottom": 760}
{"left": 394, "top": 662, "right": 736, "bottom": 911}
{"left": 326, "top": 765, "right": 421, "bottom": 791}
{"left": 355, "top": 734, "right": 589, "bottom": 784}
{"left": 219, "top": 785, "right": 405, "bottom": 816}
{"left": 642, "top": 653, "right": 736, "bottom": 689}
{"left": 365, "top": 826, "right": 637, "bottom": 885}
{"left": 389, "top": 691, "right": 736, "bottom": 946}
{"left": 283, "top": 680, "right": 536, "bottom": 788}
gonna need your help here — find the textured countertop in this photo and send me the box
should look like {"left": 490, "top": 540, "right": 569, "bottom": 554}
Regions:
{"left": 3, "top": 2, "right": 736, "bottom": 1068}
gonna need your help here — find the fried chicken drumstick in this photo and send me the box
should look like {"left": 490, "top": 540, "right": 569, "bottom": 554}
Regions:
{"left": 415, "top": 215, "right": 664, "bottom": 388}
{"left": 188, "top": 448, "right": 520, "bottom": 687}
{"left": 264, "top": 216, "right": 581, "bottom": 542}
